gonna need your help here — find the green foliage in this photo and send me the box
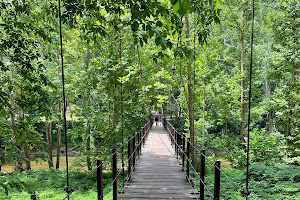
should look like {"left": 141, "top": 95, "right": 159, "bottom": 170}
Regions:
{"left": 249, "top": 162, "right": 300, "bottom": 199}
{"left": 0, "top": 173, "right": 38, "bottom": 199}
{"left": 0, "top": 169, "right": 128, "bottom": 200}
{"left": 214, "top": 129, "right": 286, "bottom": 168}
{"left": 214, "top": 134, "right": 246, "bottom": 169}
{"left": 248, "top": 128, "right": 285, "bottom": 163}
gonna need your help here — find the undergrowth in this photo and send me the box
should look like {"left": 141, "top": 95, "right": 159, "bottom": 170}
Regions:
{"left": 1, "top": 162, "right": 299, "bottom": 200}
{"left": 0, "top": 169, "right": 123, "bottom": 200}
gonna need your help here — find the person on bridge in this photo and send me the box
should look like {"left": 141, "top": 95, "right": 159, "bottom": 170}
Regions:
{"left": 155, "top": 111, "right": 160, "bottom": 126}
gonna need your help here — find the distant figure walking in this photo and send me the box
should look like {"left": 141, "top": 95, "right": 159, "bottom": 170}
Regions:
{"left": 155, "top": 111, "right": 160, "bottom": 126}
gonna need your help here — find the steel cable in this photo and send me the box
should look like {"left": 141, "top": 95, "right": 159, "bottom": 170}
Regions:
{"left": 62, "top": 151, "right": 117, "bottom": 200}
{"left": 61, "top": 121, "right": 151, "bottom": 200}
{"left": 165, "top": 127, "right": 214, "bottom": 199}
{"left": 118, "top": 6, "right": 125, "bottom": 189}
{"left": 246, "top": 0, "right": 255, "bottom": 197}
{"left": 102, "top": 124, "right": 151, "bottom": 199}
{"left": 165, "top": 122, "right": 250, "bottom": 199}
{"left": 58, "top": 1, "right": 70, "bottom": 199}
{"left": 157, "top": 129, "right": 214, "bottom": 200}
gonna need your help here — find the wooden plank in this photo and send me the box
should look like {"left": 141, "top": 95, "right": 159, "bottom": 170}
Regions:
{"left": 119, "top": 193, "right": 196, "bottom": 198}
{"left": 118, "top": 125, "right": 197, "bottom": 200}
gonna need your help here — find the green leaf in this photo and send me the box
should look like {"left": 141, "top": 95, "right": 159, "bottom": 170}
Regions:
{"left": 156, "top": 20, "right": 163, "bottom": 27}
{"left": 173, "top": 1, "right": 180, "bottom": 13}
{"left": 132, "top": 20, "right": 139, "bottom": 31}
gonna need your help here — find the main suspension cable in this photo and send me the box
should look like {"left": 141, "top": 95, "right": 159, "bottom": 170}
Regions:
{"left": 246, "top": 0, "right": 255, "bottom": 197}
{"left": 58, "top": 0, "right": 70, "bottom": 199}
{"left": 118, "top": 6, "right": 125, "bottom": 188}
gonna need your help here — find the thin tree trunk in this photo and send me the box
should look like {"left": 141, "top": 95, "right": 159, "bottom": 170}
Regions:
{"left": 86, "top": 125, "right": 92, "bottom": 170}
{"left": 69, "top": 103, "right": 74, "bottom": 129}
{"left": 46, "top": 119, "right": 54, "bottom": 168}
{"left": 23, "top": 145, "right": 31, "bottom": 170}
{"left": 185, "top": 13, "right": 197, "bottom": 168}
{"left": 18, "top": 105, "right": 31, "bottom": 170}
{"left": 286, "top": 62, "right": 295, "bottom": 145}
{"left": 9, "top": 92, "right": 23, "bottom": 172}
{"left": 268, "top": 111, "right": 274, "bottom": 133}
{"left": 240, "top": 11, "right": 246, "bottom": 143}
{"left": 286, "top": 16, "right": 296, "bottom": 145}
{"left": 86, "top": 35, "right": 92, "bottom": 170}
{"left": 56, "top": 101, "right": 62, "bottom": 169}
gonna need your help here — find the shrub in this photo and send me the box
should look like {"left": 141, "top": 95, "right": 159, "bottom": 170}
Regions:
{"left": 248, "top": 129, "right": 285, "bottom": 163}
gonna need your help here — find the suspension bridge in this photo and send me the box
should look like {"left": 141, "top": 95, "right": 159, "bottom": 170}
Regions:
{"left": 62, "top": 118, "right": 250, "bottom": 200}
{"left": 118, "top": 122, "right": 197, "bottom": 200}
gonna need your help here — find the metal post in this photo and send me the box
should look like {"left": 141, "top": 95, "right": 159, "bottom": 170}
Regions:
{"left": 139, "top": 130, "right": 142, "bottom": 155}
{"left": 214, "top": 161, "right": 221, "bottom": 200}
{"left": 137, "top": 132, "right": 140, "bottom": 158}
{"left": 172, "top": 128, "right": 174, "bottom": 145}
{"left": 127, "top": 138, "right": 131, "bottom": 181}
{"left": 113, "top": 149, "right": 117, "bottom": 200}
{"left": 97, "top": 160, "right": 103, "bottom": 200}
{"left": 182, "top": 136, "right": 185, "bottom": 170}
{"left": 200, "top": 150, "right": 205, "bottom": 200}
{"left": 143, "top": 126, "right": 146, "bottom": 144}
{"left": 186, "top": 138, "right": 190, "bottom": 181}
{"left": 133, "top": 133, "right": 136, "bottom": 170}
{"left": 176, "top": 131, "right": 178, "bottom": 159}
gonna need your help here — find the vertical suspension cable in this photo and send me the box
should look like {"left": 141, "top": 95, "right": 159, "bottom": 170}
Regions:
{"left": 193, "top": 1, "right": 197, "bottom": 147}
{"left": 246, "top": 0, "right": 255, "bottom": 196}
{"left": 193, "top": 1, "right": 196, "bottom": 87}
{"left": 119, "top": 6, "right": 125, "bottom": 187}
{"left": 58, "top": 0, "right": 70, "bottom": 198}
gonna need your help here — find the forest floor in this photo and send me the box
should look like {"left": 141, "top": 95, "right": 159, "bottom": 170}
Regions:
{"left": 1, "top": 160, "right": 299, "bottom": 199}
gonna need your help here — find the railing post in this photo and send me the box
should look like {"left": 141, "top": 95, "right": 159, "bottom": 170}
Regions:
{"left": 137, "top": 131, "right": 140, "bottom": 158}
{"left": 143, "top": 126, "right": 146, "bottom": 145}
{"left": 127, "top": 138, "right": 131, "bottom": 181}
{"left": 97, "top": 160, "right": 103, "bottom": 200}
{"left": 176, "top": 131, "right": 178, "bottom": 159}
{"left": 139, "top": 130, "right": 142, "bottom": 155}
{"left": 172, "top": 128, "right": 175, "bottom": 146}
{"left": 113, "top": 149, "right": 117, "bottom": 200}
{"left": 182, "top": 136, "right": 185, "bottom": 171}
{"left": 133, "top": 133, "right": 136, "bottom": 170}
{"left": 214, "top": 161, "right": 221, "bottom": 200}
{"left": 186, "top": 138, "right": 190, "bottom": 181}
{"left": 200, "top": 150, "right": 205, "bottom": 200}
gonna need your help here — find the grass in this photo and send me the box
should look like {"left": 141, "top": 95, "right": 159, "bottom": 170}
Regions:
{"left": 190, "top": 161, "right": 300, "bottom": 200}
{"left": 0, "top": 169, "right": 124, "bottom": 200}
{"left": 1, "top": 162, "right": 299, "bottom": 200}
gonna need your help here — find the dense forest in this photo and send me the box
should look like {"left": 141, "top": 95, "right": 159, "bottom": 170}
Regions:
{"left": 0, "top": 0, "right": 299, "bottom": 199}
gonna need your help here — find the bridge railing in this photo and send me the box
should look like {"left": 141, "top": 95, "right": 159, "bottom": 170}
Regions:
{"left": 163, "top": 118, "right": 250, "bottom": 200}
{"left": 62, "top": 117, "right": 154, "bottom": 200}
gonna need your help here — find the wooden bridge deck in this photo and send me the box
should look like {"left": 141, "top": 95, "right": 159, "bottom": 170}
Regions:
{"left": 118, "top": 122, "right": 197, "bottom": 200}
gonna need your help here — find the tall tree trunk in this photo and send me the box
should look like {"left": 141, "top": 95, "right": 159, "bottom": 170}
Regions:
{"left": 286, "top": 16, "right": 296, "bottom": 146}
{"left": 46, "top": 119, "right": 54, "bottom": 168}
{"left": 286, "top": 62, "right": 295, "bottom": 145}
{"left": 18, "top": 106, "right": 31, "bottom": 170}
{"left": 9, "top": 92, "right": 23, "bottom": 172}
{"left": 69, "top": 103, "right": 74, "bottom": 129}
{"left": 56, "top": 101, "right": 62, "bottom": 169}
{"left": 86, "top": 36, "right": 92, "bottom": 170}
{"left": 240, "top": 8, "right": 246, "bottom": 143}
{"left": 185, "top": 13, "right": 197, "bottom": 168}
{"left": 86, "top": 125, "right": 92, "bottom": 170}
{"left": 23, "top": 145, "right": 31, "bottom": 170}
{"left": 268, "top": 111, "right": 274, "bottom": 133}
